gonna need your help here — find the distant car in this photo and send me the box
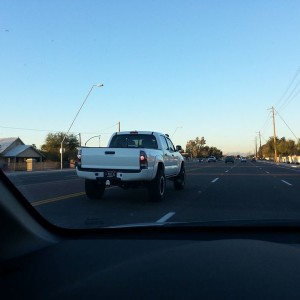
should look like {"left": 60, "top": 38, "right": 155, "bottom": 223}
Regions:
{"left": 241, "top": 157, "right": 247, "bottom": 162}
{"left": 251, "top": 157, "right": 256, "bottom": 162}
{"left": 225, "top": 156, "right": 234, "bottom": 163}
{"left": 207, "top": 156, "right": 217, "bottom": 163}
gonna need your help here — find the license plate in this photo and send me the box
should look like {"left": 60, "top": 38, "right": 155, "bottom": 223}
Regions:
{"left": 104, "top": 170, "right": 116, "bottom": 178}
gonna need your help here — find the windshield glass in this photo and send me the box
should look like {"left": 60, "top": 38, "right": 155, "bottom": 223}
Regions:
{"left": 109, "top": 134, "right": 158, "bottom": 149}
{"left": 1, "top": 1, "right": 300, "bottom": 229}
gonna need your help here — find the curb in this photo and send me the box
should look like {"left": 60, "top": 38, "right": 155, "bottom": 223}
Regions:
{"left": 257, "top": 160, "right": 300, "bottom": 169}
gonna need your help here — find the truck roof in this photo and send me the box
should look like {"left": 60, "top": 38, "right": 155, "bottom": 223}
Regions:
{"left": 113, "top": 131, "right": 167, "bottom": 136}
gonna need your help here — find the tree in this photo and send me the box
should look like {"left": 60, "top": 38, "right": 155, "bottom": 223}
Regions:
{"left": 185, "top": 137, "right": 222, "bottom": 159}
{"left": 208, "top": 147, "right": 223, "bottom": 158}
{"left": 261, "top": 136, "right": 298, "bottom": 158}
{"left": 198, "top": 137, "right": 206, "bottom": 148}
{"left": 277, "top": 138, "right": 296, "bottom": 156}
{"left": 200, "top": 146, "right": 210, "bottom": 158}
{"left": 185, "top": 139, "right": 198, "bottom": 158}
{"left": 297, "top": 140, "right": 300, "bottom": 155}
{"left": 41, "top": 132, "right": 80, "bottom": 162}
{"left": 261, "top": 137, "right": 277, "bottom": 158}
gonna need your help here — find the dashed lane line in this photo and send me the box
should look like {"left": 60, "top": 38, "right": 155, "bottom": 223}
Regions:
{"left": 281, "top": 180, "right": 292, "bottom": 186}
{"left": 156, "top": 212, "right": 176, "bottom": 223}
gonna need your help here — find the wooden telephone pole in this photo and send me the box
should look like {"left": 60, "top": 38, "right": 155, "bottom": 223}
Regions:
{"left": 269, "top": 107, "right": 278, "bottom": 162}
{"left": 258, "top": 131, "right": 262, "bottom": 158}
{"left": 256, "top": 131, "right": 262, "bottom": 158}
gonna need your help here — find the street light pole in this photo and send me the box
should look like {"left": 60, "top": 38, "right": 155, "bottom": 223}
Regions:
{"left": 60, "top": 84, "right": 103, "bottom": 169}
{"left": 84, "top": 135, "right": 101, "bottom": 147}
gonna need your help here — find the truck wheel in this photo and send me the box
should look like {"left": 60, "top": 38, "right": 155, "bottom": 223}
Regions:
{"left": 148, "top": 168, "right": 166, "bottom": 202}
{"left": 85, "top": 179, "right": 105, "bottom": 199}
{"left": 174, "top": 164, "right": 185, "bottom": 190}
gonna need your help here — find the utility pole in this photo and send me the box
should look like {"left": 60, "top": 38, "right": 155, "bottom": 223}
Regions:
{"left": 258, "top": 131, "right": 262, "bottom": 158}
{"left": 118, "top": 122, "right": 121, "bottom": 132}
{"left": 269, "top": 106, "right": 277, "bottom": 162}
{"left": 255, "top": 136, "right": 258, "bottom": 158}
{"left": 256, "top": 131, "right": 262, "bottom": 158}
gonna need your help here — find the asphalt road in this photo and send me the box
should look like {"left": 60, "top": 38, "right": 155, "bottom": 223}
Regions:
{"left": 6, "top": 160, "right": 300, "bottom": 228}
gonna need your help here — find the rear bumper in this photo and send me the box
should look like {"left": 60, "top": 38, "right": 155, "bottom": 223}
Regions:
{"left": 76, "top": 167, "right": 155, "bottom": 182}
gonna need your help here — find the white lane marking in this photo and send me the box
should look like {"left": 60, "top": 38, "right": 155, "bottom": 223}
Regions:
{"left": 225, "top": 170, "right": 229, "bottom": 173}
{"left": 265, "top": 171, "right": 270, "bottom": 174}
{"left": 211, "top": 178, "right": 219, "bottom": 183}
{"left": 276, "top": 165, "right": 300, "bottom": 172}
{"left": 156, "top": 212, "right": 176, "bottom": 223}
{"left": 281, "top": 180, "right": 292, "bottom": 186}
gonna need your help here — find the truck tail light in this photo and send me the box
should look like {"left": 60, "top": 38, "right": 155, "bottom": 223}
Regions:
{"left": 76, "top": 149, "right": 82, "bottom": 167}
{"left": 140, "top": 150, "right": 148, "bottom": 169}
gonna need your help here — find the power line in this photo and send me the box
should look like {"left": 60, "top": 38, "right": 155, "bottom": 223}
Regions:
{"left": 259, "top": 67, "right": 300, "bottom": 151}
{"left": 275, "top": 66, "right": 300, "bottom": 111}
{"left": 275, "top": 108, "right": 299, "bottom": 141}
{"left": 260, "top": 111, "right": 272, "bottom": 136}
{"left": 0, "top": 123, "right": 120, "bottom": 135}
{"left": 280, "top": 85, "right": 300, "bottom": 112}
{"left": 0, "top": 125, "right": 51, "bottom": 132}
{"left": 260, "top": 133, "right": 268, "bottom": 143}
{"left": 97, "top": 122, "right": 120, "bottom": 134}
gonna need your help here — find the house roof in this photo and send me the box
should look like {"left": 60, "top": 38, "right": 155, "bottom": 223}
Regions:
{"left": 0, "top": 138, "right": 22, "bottom": 154}
{"left": 0, "top": 137, "right": 45, "bottom": 158}
{"left": 3, "top": 145, "right": 31, "bottom": 157}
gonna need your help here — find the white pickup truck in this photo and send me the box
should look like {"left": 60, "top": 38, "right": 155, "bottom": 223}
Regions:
{"left": 76, "top": 131, "right": 185, "bottom": 201}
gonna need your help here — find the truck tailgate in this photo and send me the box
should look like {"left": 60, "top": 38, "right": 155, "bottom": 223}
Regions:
{"left": 81, "top": 148, "right": 141, "bottom": 170}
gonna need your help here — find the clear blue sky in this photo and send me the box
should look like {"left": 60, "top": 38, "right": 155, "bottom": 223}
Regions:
{"left": 1, "top": 0, "right": 299, "bottom": 154}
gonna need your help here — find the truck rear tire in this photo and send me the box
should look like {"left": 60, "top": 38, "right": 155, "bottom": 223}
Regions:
{"left": 85, "top": 179, "right": 105, "bottom": 199}
{"left": 148, "top": 168, "right": 165, "bottom": 202}
{"left": 174, "top": 164, "right": 185, "bottom": 190}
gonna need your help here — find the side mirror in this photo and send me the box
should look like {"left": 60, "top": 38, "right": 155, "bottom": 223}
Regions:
{"left": 176, "top": 145, "right": 182, "bottom": 152}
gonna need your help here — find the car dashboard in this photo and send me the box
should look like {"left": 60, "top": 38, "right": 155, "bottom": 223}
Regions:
{"left": 2, "top": 169, "right": 300, "bottom": 299}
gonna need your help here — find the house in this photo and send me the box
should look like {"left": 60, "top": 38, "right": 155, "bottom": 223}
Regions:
{"left": 0, "top": 137, "right": 45, "bottom": 170}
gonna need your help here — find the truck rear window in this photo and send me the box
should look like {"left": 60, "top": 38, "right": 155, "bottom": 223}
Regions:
{"left": 109, "top": 134, "right": 158, "bottom": 149}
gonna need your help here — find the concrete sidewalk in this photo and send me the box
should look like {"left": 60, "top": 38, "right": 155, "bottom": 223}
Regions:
{"left": 4, "top": 168, "right": 76, "bottom": 176}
